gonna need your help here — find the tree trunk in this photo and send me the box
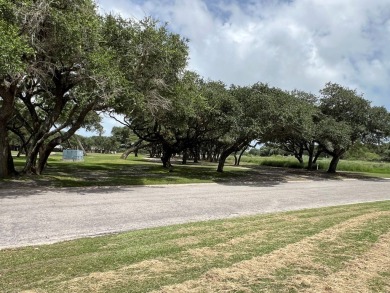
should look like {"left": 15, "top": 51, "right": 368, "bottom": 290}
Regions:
{"left": 193, "top": 147, "right": 199, "bottom": 163}
{"left": 0, "top": 124, "right": 17, "bottom": 177}
{"left": 182, "top": 149, "right": 188, "bottom": 164}
{"left": 23, "top": 150, "right": 39, "bottom": 174}
{"left": 161, "top": 147, "right": 173, "bottom": 168}
{"left": 237, "top": 147, "right": 247, "bottom": 166}
{"left": 7, "top": 145, "right": 17, "bottom": 176}
{"left": 294, "top": 146, "right": 304, "bottom": 164}
{"left": 22, "top": 136, "right": 43, "bottom": 174}
{"left": 218, "top": 139, "right": 250, "bottom": 172}
{"left": 312, "top": 149, "right": 322, "bottom": 165}
{"left": 217, "top": 149, "right": 233, "bottom": 172}
{"left": 207, "top": 149, "right": 213, "bottom": 162}
{"left": 121, "top": 139, "right": 143, "bottom": 159}
{"left": 233, "top": 151, "right": 238, "bottom": 166}
{"left": 0, "top": 123, "right": 10, "bottom": 178}
{"left": 327, "top": 154, "right": 341, "bottom": 173}
{"left": 295, "top": 154, "right": 304, "bottom": 164}
{"left": 121, "top": 147, "right": 133, "bottom": 159}
{"left": 75, "top": 135, "right": 87, "bottom": 156}
{"left": 36, "top": 138, "right": 63, "bottom": 175}
{"left": 306, "top": 143, "right": 314, "bottom": 170}
{"left": 0, "top": 83, "right": 17, "bottom": 178}
{"left": 36, "top": 146, "right": 53, "bottom": 175}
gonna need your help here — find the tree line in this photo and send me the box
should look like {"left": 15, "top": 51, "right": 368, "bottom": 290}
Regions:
{"left": 1, "top": 0, "right": 390, "bottom": 178}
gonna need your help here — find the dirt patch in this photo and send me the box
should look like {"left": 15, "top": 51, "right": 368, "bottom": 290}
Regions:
{"left": 220, "top": 229, "right": 268, "bottom": 248}
{"left": 300, "top": 231, "right": 390, "bottom": 292}
{"left": 126, "top": 259, "right": 174, "bottom": 275}
{"left": 59, "top": 259, "right": 179, "bottom": 292}
{"left": 61, "top": 270, "right": 120, "bottom": 292}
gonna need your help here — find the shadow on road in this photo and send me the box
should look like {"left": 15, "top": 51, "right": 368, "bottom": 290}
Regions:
{"left": 0, "top": 184, "right": 136, "bottom": 198}
{"left": 1, "top": 163, "right": 388, "bottom": 197}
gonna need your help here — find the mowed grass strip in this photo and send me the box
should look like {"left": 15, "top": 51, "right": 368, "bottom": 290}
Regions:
{"left": 1, "top": 201, "right": 390, "bottom": 292}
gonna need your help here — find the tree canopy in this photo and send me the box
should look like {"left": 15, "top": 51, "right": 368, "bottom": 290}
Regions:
{"left": 1, "top": 1, "right": 389, "bottom": 178}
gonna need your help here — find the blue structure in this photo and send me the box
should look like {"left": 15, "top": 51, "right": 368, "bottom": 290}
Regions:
{"left": 62, "top": 150, "right": 84, "bottom": 161}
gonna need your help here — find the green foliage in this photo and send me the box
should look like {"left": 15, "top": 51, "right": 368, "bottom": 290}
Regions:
{"left": 103, "top": 15, "right": 189, "bottom": 115}
{"left": 318, "top": 83, "right": 371, "bottom": 150}
{"left": 111, "top": 126, "right": 138, "bottom": 148}
{"left": 3, "top": 0, "right": 130, "bottom": 175}
{"left": 0, "top": 21, "right": 29, "bottom": 75}
{"left": 315, "top": 82, "right": 390, "bottom": 172}
{"left": 0, "top": 0, "right": 32, "bottom": 76}
{"left": 317, "top": 117, "right": 353, "bottom": 151}
{"left": 343, "top": 143, "right": 380, "bottom": 161}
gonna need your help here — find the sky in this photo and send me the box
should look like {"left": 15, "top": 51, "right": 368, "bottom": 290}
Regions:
{"left": 85, "top": 0, "right": 390, "bottom": 136}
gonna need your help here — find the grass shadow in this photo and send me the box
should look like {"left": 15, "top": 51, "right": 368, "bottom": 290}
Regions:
{"left": 2, "top": 154, "right": 389, "bottom": 196}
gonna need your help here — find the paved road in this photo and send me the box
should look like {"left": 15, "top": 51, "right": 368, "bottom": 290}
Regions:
{"left": 1, "top": 179, "right": 390, "bottom": 249}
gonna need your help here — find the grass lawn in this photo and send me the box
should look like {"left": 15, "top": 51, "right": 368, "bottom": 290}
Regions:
{"left": 1, "top": 201, "right": 389, "bottom": 292}
{"left": 4, "top": 153, "right": 247, "bottom": 188}
{"left": 2, "top": 153, "right": 390, "bottom": 188}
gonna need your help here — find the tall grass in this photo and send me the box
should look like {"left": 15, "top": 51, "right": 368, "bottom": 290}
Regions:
{"left": 336, "top": 159, "right": 390, "bottom": 174}
{"left": 240, "top": 155, "right": 305, "bottom": 168}
{"left": 240, "top": 155, "right": 390, "bottom": 174}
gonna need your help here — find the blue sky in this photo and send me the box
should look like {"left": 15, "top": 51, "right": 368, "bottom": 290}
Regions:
{"left": 83, "top": 0, "right": 390, "bottom": 136}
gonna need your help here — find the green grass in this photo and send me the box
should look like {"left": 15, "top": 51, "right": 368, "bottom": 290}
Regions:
{"left": 3, "top": 153, "right": 390, "bottom": 188}
{"left": 240, "top": 155, "right": 305, "bottom": 169}
{"left": 241, "top": 155, "right": 390, "bottom": 174}
{"left": 6, "top": 153, "right": 246, "bottom": 187}
{"left": 1, "top": 201, "right": 389, "bottom": 292}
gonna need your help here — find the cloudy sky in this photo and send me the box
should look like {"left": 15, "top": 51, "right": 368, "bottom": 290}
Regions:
{"left": 93, "top": 0, "right": 390, "bottom": 134}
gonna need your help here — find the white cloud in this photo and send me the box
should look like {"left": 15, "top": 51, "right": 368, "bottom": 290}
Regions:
{"left": 96, "top": 0, "right": 390, "bottom": 110}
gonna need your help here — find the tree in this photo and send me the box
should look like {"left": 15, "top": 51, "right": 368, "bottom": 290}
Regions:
{"left": 317, "top": 82, "right": 389, "bottom": 173}
{"left": 264, "top": 90, "right": 321, "bottom": 169}
{"left": 104, "top": 15, "right": 190, "bottom": 167}
{"left": 110, "top": 126, "right": 147, "bottom": 158}
{"left": 4, "top": 0, "right": 123, "bottom": 175}
{"left": 216, "top": 83, "right": 278, "bottom": 172}
{"left": 0, "top": 0, "right": 32, "bottom": 177}
{"left": 122, "top": 71, "right": 235, "bottom": 168}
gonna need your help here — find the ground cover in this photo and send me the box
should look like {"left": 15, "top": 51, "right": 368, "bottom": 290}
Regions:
{"left": 2, "top": 153, "right": 389, "bottom": 189}
{"left": 0, "top": 201, "right": 389, "bottom": 292}
{"left": 240, "top": 155, "right": 390, "bottom": 174}
{"left": 3, "top": 154, "right": 246, "bottom": 188}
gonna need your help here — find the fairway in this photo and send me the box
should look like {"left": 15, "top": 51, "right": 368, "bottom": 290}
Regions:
{"left": 1, "top": 201, "right": 390, "bottom": 292}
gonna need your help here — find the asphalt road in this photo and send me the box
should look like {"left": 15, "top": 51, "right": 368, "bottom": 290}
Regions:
{"left": 1, "top": 179, "right": 390, "bottom": 249}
